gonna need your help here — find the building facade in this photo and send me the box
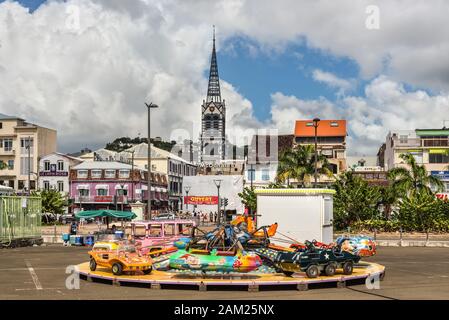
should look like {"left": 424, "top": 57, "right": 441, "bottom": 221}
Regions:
{"left": 244, "top": 134, "right": 294, "bottom": 188}
{"left": 115, "top": 143, "right": 197, "bottom": 211}
{"left": 0, "top": 113, "right": 57, "bottom": 191}
{"left": 69, "top": 161, "right": 168, "bottom": 213}
{"left": 383, "top": 128, "right": 449, "bottom": 191}
{"left": 200, "top": 29, "right": 226, "bottom": 163}
{"left": 39, "top": 153, "right": 82, "bottom": 194}
{"left": 294, "top": 119, "right": 347, "bottom": 184}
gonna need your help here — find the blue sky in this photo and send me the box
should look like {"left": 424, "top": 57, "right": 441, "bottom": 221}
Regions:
{"left": 2, "top": 0, "right": 46, "bottom": 12}
{"left": 218, "top": 36, "right": 363, "bottom": 121}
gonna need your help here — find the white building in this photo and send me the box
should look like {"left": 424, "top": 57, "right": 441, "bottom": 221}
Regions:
{"left": 182, "top": 175, "right": 244, "bottom": 215}
{"left": 38, "top": 153, "right": 82, "bottom": 194}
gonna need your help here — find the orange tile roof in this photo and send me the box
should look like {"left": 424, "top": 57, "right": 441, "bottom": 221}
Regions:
{"left": 294, "top": 120, "right": 347, "bottom": 137}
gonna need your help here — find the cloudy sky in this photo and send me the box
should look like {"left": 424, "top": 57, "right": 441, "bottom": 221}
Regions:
{"left": 0, "top": 0, "right": 448, "bottom": 156}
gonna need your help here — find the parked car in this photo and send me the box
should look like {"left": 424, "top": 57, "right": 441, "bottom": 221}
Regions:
{"left": 88, "top": 241, "right": 153, "bottom": 276}
{"left": 59, "top": 214, "right": 76, "bottom": 225}
{"left": 153, "top": 213, "right": 176, "bottom": 220}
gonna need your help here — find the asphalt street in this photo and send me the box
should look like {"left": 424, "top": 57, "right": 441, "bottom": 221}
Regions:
{"left": 0, "top": 245, "right": 448, "bottom": 300}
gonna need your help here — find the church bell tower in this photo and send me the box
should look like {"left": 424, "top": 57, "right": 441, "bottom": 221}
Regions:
{"left": 200, "top": 26, "right": 226, "bottom": 163}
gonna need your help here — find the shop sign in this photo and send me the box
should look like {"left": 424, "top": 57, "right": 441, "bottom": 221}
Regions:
{"left": 184, "top": 196, "right": 218, "bottom": 205}
{"left": 431, "top": 171, "right": 449, "bottom": 180}
{"left": 94, "top": 195, "right": 113, "bottom": 203}
{"left": 436, "top": 193, "right": 449, "bottom": 201}
{"left": 39, "top": 171, "right": 68, "bottom": 176}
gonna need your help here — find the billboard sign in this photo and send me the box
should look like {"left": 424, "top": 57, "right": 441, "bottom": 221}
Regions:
{"left": 184, "top": 196, "right": 218, "bottom": 205}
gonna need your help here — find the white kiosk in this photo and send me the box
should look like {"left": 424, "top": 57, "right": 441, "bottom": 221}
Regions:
{"left": 255, "top": 188, "right": 335, "bottom": 244}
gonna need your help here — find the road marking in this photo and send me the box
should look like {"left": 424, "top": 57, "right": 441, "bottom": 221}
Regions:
{"left": 25, "top": 260, "right": 43, "bottom": 290}
{"left": 0, "top": 267, "right": 62, "bottom": 271}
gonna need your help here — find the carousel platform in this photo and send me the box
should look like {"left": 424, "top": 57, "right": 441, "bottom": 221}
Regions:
{"left": 76, "top": 261, "right": 385, "bottom": 291}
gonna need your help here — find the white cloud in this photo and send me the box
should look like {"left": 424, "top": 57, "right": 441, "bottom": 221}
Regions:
{"left": 269, "top": 76, "right": 449, "bottom": 156}
{"left": 1, "top": 0, "right": 449, "bottom": 155}
{"left": 312, "top": 69, "right": 354, "bottom": 95}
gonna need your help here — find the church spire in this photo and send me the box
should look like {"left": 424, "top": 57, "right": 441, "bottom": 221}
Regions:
{"left": 206, "top": 25, "right": 221, "bottom": 103}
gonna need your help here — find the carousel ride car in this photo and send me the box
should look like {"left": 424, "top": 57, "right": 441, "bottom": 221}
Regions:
{"left": 88, "top": 241, "right": 153, "bottom": 276}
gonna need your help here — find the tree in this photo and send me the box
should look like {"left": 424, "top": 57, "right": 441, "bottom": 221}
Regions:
{"left": 238, "top": 187, "right": 257, "bottom": 212}
{"left": 398, "top": 191, "right": 439, "bottom": 241}
{"left": 33, "top": 189, "right": 68, "bottom": 223}
{"left": 388, "top": 153, "right": 444, "bottom": 197}
{"left": 377, "top": 184, "right": 400, "bottom": 220}
{"left": 276, "top": 145, "right": 333, "bottom": 187}
{"left": 333, "top": 171, "right": 382, "bottom": 230}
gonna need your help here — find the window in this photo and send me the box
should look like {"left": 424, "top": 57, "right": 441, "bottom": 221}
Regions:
{"left": 134, "top": 226, "right": 146, "bottom": 237}
{"left": 57, "top": 161, "right": 64, "bottom": 171}
{"left": 43, "top": 181, "right": 50, "bottom": 190}
{"left": 78, "top": 189, "right": 89, "bottom": 196}
{"left": 149, "top": 225, "right": 162, "bottom": 237}
{"left": 30, "top": 180, "right": 36, "bottom": 190}
{"left": 57, "top": 181, "right": 64, "bottom": 192}
{"left": 91, "top": 170, "right": 102, "bottom": 178}
{"left": 116, "top": 188, "right": 128, "bottom": 196}
{"left": 97, "top": 188, "right": 108, "bottom": 196}
{"left": 20, "top": 138, "right": 33, "bottom": 154}
{"left": 20, "top": 157, "right": 33, "bottom": 175}
{"left": 18, "top": 180, "right": 25, "bottom": 190}
{"left": 77, "top": 170, "right": 88, "bottom": 178}
{"left": 429, "top": 153, "right": 449, "bottom": 164}
{"left": 247, "top": 169, "right": 255, "bottom": 181}
{"left": 3, "top": 139, "right": 12, "bottom": 151}
{"left": 261, "top": 169, "right": 270, "bottom": 181}
{"left": 7, "top": 160, "right": 14, "bottom": 169}
{"left": 44, "top": 161, "right": 50, "bottom": 171}
{"left": 105, "top": 170, "right": 116, "bottom": 178}
{"left": 0, "top": 123, "right": 2, "bottom": 129}
{"left": 399, "top": 135, "right": 408, "bottom": 144}
{"left": 178, "top": 224, "right": 193, "bottom": 236}
{"left": 164, "top": 223, "right": 175, "bottom": 236}
{"left": 330, "top": 122, "right": 339, "bottom": 127}
{"left": 119, "top": 170, "right": 130, "bottom": 178}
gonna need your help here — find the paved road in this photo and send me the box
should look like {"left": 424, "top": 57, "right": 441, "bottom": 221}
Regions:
{"left": 0, "top": 245, "right": 448, "bottom": 300}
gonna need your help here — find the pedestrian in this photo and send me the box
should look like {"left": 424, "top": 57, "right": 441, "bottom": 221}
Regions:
{"left": 69, "top": 221, "right": 77, "bottom": 235}
{"left": 209, "top": 211, "right": 213, "bottom": 223}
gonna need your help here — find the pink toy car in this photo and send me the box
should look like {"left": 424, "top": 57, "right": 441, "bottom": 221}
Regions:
{"left": 125, "top": 219, "right": 196, "bottom": 256}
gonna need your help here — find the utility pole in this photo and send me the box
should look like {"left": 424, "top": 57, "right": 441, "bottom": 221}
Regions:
{"left": 313, "top": 118, "right": 320, "bottom": 188}
{"left": 145, "top": 102, "right": 159, "bottom": 220}
{"left": 27, "top": 136, "right": 31, "bottom": 195}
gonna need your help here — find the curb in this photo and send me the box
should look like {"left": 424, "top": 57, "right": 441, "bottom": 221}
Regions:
{"left": 376, "top": 240, "right": 449, "bottom": 247}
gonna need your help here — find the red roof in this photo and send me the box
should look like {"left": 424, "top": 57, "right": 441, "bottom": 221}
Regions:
{"left": 294, "top": 120, "right": 347, "bottom": 137}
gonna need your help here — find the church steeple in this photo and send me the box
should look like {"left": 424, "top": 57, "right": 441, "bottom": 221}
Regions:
{"left": 206, "top": 26, "right": 221, "bottom": 103}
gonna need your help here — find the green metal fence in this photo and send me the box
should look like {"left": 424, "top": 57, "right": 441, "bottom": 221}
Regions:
{"left": 0, "top": 196, "right": 42, "bottom": 245}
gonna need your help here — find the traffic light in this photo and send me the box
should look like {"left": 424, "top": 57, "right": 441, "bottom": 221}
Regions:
{"left": 223, "top": 198, "right": 229, "bottom": 207}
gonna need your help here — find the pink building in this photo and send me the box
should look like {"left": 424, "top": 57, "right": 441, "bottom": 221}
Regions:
{"left": 69, "top": 161, "right": 168, "bottom": 213}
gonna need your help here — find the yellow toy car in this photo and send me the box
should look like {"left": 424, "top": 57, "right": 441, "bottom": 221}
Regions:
{"left": 88, "top": 241, "right": 153, "bottom": 276}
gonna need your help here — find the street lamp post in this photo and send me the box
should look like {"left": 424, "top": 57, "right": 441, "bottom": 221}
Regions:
{"left": 213, "top": 179, "right": 222, "bottom": 226}
{"left": 248, "top": 163, "right": 255, "bottom": 219}
{"left": 312, "top": 118, "right": 321, "bottom": 188}
{"left": 184, "top": 185, "right": 191, "bottom": 213}
{"left": 145, "top": 102, "right": 159, "bottom": 220}
{"left": 26, "top": 136, "right": 32, "bottom": 195}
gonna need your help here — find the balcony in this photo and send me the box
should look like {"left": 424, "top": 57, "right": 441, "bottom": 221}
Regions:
{"left": 393, "top": 137, "right": 449, "bottom": 148}
{"left": 73, "top": 195, "right": 140, "bottom": 203}
{"left": 0, "top": 149, "right": 15, "bottom": 156}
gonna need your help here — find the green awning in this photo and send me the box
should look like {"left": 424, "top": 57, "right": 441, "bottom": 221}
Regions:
{"left": 416, "top": 129, "right": 449, "bottom": 136}
{"left": 75, "top": 210, "right": 137, "bottom": 220}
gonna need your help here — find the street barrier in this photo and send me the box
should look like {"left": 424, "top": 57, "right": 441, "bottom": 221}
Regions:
{"left": 0, "top": 196, "right": 42, "bottom": 247}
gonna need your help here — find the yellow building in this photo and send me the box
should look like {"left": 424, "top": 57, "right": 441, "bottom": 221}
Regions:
{"left": 0, "top": 113, "right": 57, "bottom": 191}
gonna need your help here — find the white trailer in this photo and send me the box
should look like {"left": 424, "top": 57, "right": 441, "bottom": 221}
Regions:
{"left": 255, "top": 188, "right": 335, "bottom": 244}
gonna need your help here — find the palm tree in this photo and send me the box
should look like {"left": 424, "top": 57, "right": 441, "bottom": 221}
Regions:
{"left": 276, "top": 144, "right": 333, "bottom": 187}
{"left": 388, "top": 153, "right": 444, "bottom": 196}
